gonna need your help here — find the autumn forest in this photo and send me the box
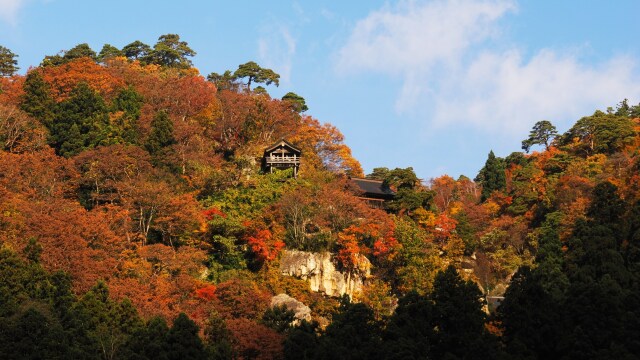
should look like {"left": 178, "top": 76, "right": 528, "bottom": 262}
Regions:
{"left": 1, "top": 36, "right": 640, "bottom": 359}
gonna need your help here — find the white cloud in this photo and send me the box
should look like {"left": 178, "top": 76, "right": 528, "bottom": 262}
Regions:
{"left": 336, "top": 0, "right": 515, "bottom": 75}
{"left": 435, "top": 50, "right": 640, "bottom": 134}
{"left": 0, "top": 0, "right": 27, "bottom": 25}
{"left": 258, "top": 25, "right": 297, "bottom": 84}
{"left": 336, "top": 0, "right": 640, "bottom": 136}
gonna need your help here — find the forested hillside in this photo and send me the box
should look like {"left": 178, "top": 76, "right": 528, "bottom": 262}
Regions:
{"left": 1, "top": 37, "right": 639, "bottom": 359}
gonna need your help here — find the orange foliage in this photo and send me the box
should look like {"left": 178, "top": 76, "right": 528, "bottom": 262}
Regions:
{"left": 290, "top": 116, "right": 364, "bottom": 176}
{"left": 431, "top": 175, "right": 457, "bottom": 213}
{"left": 0, "top": 75, "right": 25, "bottom": 106}
{"left": 41, "top": 58, "right": 125, "bottom": 101}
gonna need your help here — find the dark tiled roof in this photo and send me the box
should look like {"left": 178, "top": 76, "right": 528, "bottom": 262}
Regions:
{"left": 351, "top": 178, "right": 395, "bottom": 198}
{"left": 264, "top": 139, "right": 301, "bottom": 154}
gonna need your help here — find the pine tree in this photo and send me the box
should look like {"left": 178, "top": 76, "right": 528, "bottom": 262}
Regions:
{"left": 145, "top": 110, "right": 175, "bottom": 155}
{"left": 475, "top": 150, "right": 506, "bottom": 202}
{"left": 20, "top": 70, "right": 56, "bottom": 128}
{"left": 166, "top": 313, "right": 207, "bottom": 360}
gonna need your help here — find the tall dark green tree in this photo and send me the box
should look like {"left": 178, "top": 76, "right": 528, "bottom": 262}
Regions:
{"left": 380, "top": 291, "right": 435, "bottom": 359}
{"left": 556, "top": 181, "right": 639, "bottom": 358}
{"left": 498, "top": 266, "right": 562, "bottom": 359}
{"left": 145, "top": 110, "right": 175, "bottom": 155}
{"left": 20, "top": 70, "right": 56, "bottom": 128}
{"left": 128, "top": 316, "right": 170, "bottom": 360}
{"left": 475, "top": 150, "right": 506, "bottom": 202}
{"left": 110, "top": 86, "right": 144, "bottom": 144}
{"left": 284, "top": 320, "right": 319, "bottom": 360}
{"left": 521, "top": 120, "right": 557, "bottom": 152}
{"left": 430, "top": 266, "right": 500, "bottom": 359}
{"left": 0, "top": 45, "right": 19, "bottom": 76}
{"left": 50, "top": 82, "right": 110, "bottom": 157}
{"left": 315, "top": 298, "right": 383, "bottom": 360}
{"left": 166, "top": 313, "right": 207, "bottom": 360}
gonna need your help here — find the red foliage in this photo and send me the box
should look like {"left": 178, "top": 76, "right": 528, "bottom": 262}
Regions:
{"left": 433, "top": 212, "right": 458, "bottom": 241}
{"left": 245, "top": 228, "right": 285, "bottom": 263}
{"left": 195, "top": 284, "right": 217, "bottom": 301}
{"left": 226, "top": 318, "right": 284, "bottom": 360}
{"left": 373, "top": 222, "right": 400, "bottom": 261}
{"left": 213, "top": 278, "right": 271, "bottom": 320}
{"left": 203, "top": 207, "right": 226, "bottom": 220}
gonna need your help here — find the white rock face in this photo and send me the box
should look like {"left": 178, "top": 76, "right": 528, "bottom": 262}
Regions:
{"left": 270, "top": 293, "right": 312, "bottom": 323}
{"left": 279, "top": 250, "right": 370, "bottom": 298}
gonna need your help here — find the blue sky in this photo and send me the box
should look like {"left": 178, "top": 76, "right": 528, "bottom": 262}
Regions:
{"left": 2, "top": 0, "right": 640, "bottom": 181}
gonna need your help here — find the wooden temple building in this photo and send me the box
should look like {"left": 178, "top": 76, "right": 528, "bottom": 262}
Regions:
{"left": 262, "top": 139, "right": 301, "bottom": 177}
{"left": 350, "top": 178, "right": 396, "bottom": 207}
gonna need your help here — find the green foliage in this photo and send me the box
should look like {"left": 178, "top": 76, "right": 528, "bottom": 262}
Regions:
{"left": 109, "top": 86, "right": 144, "bottom": 144}
{"left": 315, "top": 300, "right": 383, "bottom": 360}
{"left": 476, "top": 150, "right": 506, "bottom": 202}
{"left": 380, "top": 291, "right": 435, "bottom": 358}
{"left": 284, "top": 320, "right": 319, "bottom": 360}
{"left": 128, "top": 316, "right": 170, "bottom": 360}
{"left": 614, "top": 98, "right": 640, "bottom": 118}
{"left": 207, "top": 169, "right": 294, "bottom": 220}
{"left": 233, "top": 61, "right": 280, "bottom": 91}
{"left": 49, "top": 82, "right": 110, "bottom": 157}
{"left": 204, "top": 312, "right": 234, "bottom": 360}
{"left": 122, "top": 40, "right": 152, "bottom": 61}
{"left": 166, "top": 313, "right": 207, "bottom": 360}
{"left": 20, "top": 70, "right": 56, "bottom": 128}
{"left": 522, "top": 120, "right": 558, "bottom": 153}
{"left": 207, "top": 70, "right": 238, "bottom": 91}
{"left": 147, "top": 34, "right": 196, "bottom": 69}
{"left": 392, "top": 218, "right": 442, "bottom": 294}
{"left": 42, "top": 43, "right": 97, "bottom": 66}
{"left": 282, "top": 92, "right": 309, "bottom": 113}
{"left": 206, "top": 216, "right": 248, "bottom": 278}
{"left": 145, "top": 110, "right": 175, "bottom": 155}
{"left": 430, "top": 266, "right": 500, "bottom": 359}
{"left": 498, "top": 266, "right": 562, "bottom": 359}
{"left": 0, "top": 45, "right": 19, "bottom": 76}
{"left": 370, "top": 167, "right": 432, "bottom": 214}
{"left": 64, "top": 43, "right": 97, "bottom": 61}
{"left": 262, "top": 304, "right": 296, "bottom": 333}
{"left": 97, "top": 43, "right": 124, "bottom": 62}
{"left": 560, "top": 110, "right": 636, "bottom": 155}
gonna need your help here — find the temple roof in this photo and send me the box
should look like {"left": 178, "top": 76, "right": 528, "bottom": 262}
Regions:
{"left": 264, "top": 139, "right": 301, "bottom": 155}
{"left": 351, "top": 178, "right": 396, "bottom": 199}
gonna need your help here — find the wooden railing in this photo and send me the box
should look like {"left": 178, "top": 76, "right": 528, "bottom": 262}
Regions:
{"left": 265, "top": 155, "right": 300, "bottom": 164}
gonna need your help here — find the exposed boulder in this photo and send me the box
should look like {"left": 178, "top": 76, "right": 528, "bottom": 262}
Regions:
{"left": 270, "top": 293, "right": 312, "bottom": 324}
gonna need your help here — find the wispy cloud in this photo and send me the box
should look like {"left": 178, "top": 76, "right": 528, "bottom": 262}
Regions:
{"left": 0, "top": 0, "right": 28, "bottom": 25}
{"left": 336, "top": 0, "right": 640, "bottom": 135}
{"left": 258, "top": 24, "right": 297, "bottom": 85}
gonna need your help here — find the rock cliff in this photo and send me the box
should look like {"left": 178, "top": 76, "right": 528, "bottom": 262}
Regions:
{"left": 279, "top": 250, "right": 370, "bottom": 298}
